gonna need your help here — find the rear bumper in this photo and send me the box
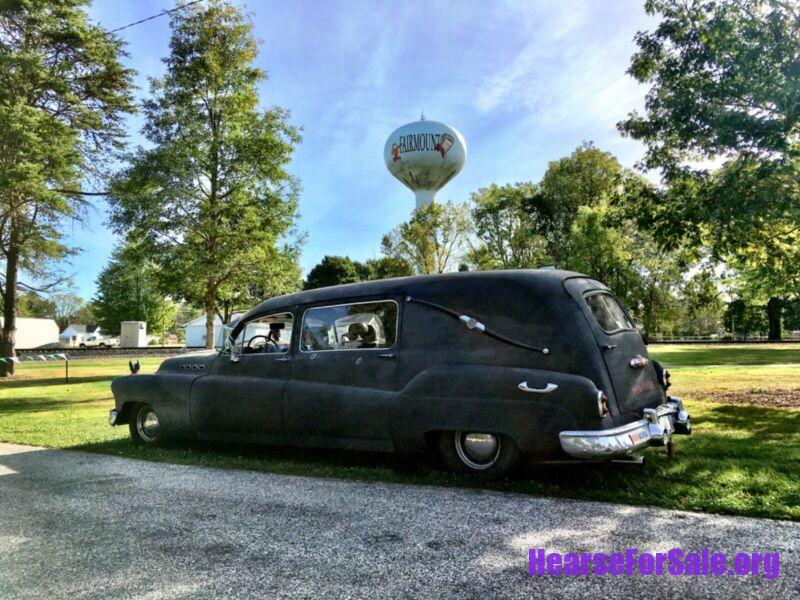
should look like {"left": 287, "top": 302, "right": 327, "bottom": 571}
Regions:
{"left": 109, "top": 409, "right": 120, "bottom": 426}
{"left": 559, "top": 397, "right": 691, "bottom": 459}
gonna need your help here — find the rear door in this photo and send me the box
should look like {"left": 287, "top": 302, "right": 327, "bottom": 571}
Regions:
{"left": 564, "top": 278, "right": 663, "bottom": 416}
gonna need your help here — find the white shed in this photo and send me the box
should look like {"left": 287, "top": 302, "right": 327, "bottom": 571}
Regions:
{"left": 184, "top": 312, "right": 244, "bottom": 349}
{"left": 120, "top": 321, "right": 148, "bottom": 348}
{"left": 1, "top": 317, "right": 59, "bottom": 349}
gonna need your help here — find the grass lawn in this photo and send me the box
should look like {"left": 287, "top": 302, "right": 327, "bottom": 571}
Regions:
{"left": 0, "top": 348, "right": 798, "bottom": 521}
{"left": 650, "top": 342, "right": 800, "bottom": 366}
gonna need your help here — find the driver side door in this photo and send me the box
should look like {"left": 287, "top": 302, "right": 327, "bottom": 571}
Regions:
{"left": 190, "top": 310, "right": 295, "bottom": 442}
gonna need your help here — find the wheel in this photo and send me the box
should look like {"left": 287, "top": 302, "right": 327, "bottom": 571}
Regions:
{"left": 129, "top": 404, "right": 162, "bottom": 446}
{"left": 99, "top": 343, "right": 106, "bottom": 348}
{"left": 79, "top": 343, "right": 86, "bottom": 348}
{"left": 438, "top": 431, "right": 520, "bottom": 480}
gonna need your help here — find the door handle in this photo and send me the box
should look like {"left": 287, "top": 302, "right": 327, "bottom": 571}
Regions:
{"left": 378, "top": 353, "right": 395, "bottom": 359}
{"left": 518, "top": 381, "right": 558, "bottom": 394}
{"left": 275, "top": 356, "right": 291, "bottom": 362}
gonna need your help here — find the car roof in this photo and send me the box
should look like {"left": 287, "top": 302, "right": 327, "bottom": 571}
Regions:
{"left": 239, "top": 268, "right": 593, "bottom": 324}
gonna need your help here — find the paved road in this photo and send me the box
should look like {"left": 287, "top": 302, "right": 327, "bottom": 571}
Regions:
{"left": 0, "top": 443, "right": 797, "bottom": 599}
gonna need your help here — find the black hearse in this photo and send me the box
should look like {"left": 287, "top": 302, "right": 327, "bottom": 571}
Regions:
{"left": 109, "top": 269, "right": 690, "bottom": 479}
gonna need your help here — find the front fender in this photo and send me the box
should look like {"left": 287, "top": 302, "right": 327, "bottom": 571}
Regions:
{"left": 392, "top": 364, "right": 602, "bottom": 456}
{"left": 111, "top": 373, "right": 197, "bottom": 440}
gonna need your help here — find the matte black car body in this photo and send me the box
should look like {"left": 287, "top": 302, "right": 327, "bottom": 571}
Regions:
{"left": 110, "top": 269, "right": 689, "bottom": 463}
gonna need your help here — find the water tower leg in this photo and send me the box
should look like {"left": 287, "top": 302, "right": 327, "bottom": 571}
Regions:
{"left": 414, "top": 190, "right": 437, "bottom": 208}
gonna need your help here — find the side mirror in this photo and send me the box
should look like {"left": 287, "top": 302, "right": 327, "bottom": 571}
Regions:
{"left": 222, "top": 325, "right": 240, "bottom": 363}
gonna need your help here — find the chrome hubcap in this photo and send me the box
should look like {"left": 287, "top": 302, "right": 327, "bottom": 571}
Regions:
{"left": 455, "top": 432, "right": 500, "bottom": 470}
{"left": 137, "top": 408, "right": 160, "bottom": 442}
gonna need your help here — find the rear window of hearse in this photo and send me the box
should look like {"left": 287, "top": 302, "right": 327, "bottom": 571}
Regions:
{"left": 585, "top": 293, "right": 633, "bottom": 333}
{"left": 300, "top": 300, "right": 398, "bottom": 351}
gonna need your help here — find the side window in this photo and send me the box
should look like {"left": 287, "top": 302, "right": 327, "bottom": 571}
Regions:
{"left": 238, "top": 312, "right": 294, "bottom": 355}
{"left": 300, "top": 301, "right": 397, "bottom": 352}
{"left": 585, "top": 293, "right": 634, "bottom": 333}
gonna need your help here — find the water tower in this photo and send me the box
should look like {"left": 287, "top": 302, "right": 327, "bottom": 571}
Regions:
{"left": 384, "top": 116, "right": 466, "bottom": 208}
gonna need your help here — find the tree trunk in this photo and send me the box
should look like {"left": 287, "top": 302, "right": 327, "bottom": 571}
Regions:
{"left": 767, "top": 297, "right": 783, "bottom": 341}
{"left": 0, "top": 240, "right": 20, "bottom": 377}
{"left": 204, "top": 284, "right": 217, "bottom": 350}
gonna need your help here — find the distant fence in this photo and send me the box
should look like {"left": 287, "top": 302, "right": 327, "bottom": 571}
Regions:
{"left": 14, "top": 346, "right": 192, "bottom": 360}
{"left": 649, "top": 339, "right": 800, "bottom": 345}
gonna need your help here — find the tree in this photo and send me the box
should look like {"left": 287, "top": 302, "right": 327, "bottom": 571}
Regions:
{"left": 0, "top": 0, "right": 134, "bottom": 374}
{"left": 304, "top": 256, "right": 362, "bottom": 290}
{"left": 92, "top": 242, "right": 177, "bottom": 337}
{"left": 109, "top": 0, "right": 301, "bottom": 349}
{"left": 532, "top": 142, "right": 628, "bottom": 265}
{"left": 618, "top": 0, "right": 800, "bottom": 339}
{"left": 51, "top": 293, "right": 85, "bottom": 331}
{"left": 724, "top": 298, "right": 768, "bottom": 339}
{"left": 676, "top": 268, "right": 725, "bottom": 336}
{"left": 381, "top": 201, "right": 471, "bottom": 274}
{"left": 362, "top": 257, "right": 413, "bottom": 280}
{"left": 467, "top": 183, "right": 546, "bottom": 270}
{"left": 303, "top": 255, "right": 413, "bottom": 291}
{"left": 16, "top": 293, "right": 56, "bottom": 319}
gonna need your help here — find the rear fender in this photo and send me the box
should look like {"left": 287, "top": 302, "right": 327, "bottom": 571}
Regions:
{"left": 392, "top": 364, "right": 603, "bottom": 456}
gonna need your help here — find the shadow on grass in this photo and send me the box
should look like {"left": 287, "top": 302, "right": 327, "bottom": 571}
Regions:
{"left": 0, "top": 396, "right": 106, "bottom": 414}
{"left": 702, "top": 403, "right": 800, "bottom": 435}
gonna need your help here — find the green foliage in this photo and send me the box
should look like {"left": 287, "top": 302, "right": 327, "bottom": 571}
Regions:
{"left": 108, "top": 0, "right": 301, "bottom": 347}
{"left": 0, "top": 0, "right": 134, "bottom": 370}
{"left": 620, "top": 0, "right": 799, "bottom": 171}
{"left": 534, "top": 142, "right": 627, "bottom": 263}
{"left": 15, "top": 293, "right": 56, "bottom": 319}
{"left": 724, "top": 299, "right": 769, "bottom": 338}
{"left": 381, "top": 201, "right": 471, "bottom": 274}
{"left": 304, "top": 256, "right": 362, "bottom": 290}
{"left": 618, "top": 0, "right": 800, "bottom": 337}
{"left": 303, "top": 255, "right": 412, "bottom": 290}
{"left": 363, "top": 256, "right": 413, "bottom": 280}
{"left": 92, "top": 242, "right": 177, "bottom": 336}
{"left": 675, "top": 269, "right": 725, "bottom": 336}
{"left": 785, "top": 300, "right": 800, "bottom": 332}
{"left": 467, "top": 183, "right": 545, "bottom": 269}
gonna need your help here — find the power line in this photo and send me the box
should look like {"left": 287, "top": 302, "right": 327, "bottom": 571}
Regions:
{"left": 109, "top": 0, "right": 204, "bottom": 33}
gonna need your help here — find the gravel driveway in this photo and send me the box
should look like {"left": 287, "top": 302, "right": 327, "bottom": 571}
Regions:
{"left": 0, "top": 442, "right": 797, "bottom": 599}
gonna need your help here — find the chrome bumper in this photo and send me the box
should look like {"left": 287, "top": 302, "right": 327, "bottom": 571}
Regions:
{"left": 559, "top": 397, "right": 691, "bottom": 460}
{"left": 109, "top": 409, "right": 119, "bottom": 426}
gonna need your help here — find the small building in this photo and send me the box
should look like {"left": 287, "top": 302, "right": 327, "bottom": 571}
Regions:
{"left": 184, "top": 312, "right": 244, "bottom": 348}
{"left": 0, "top": 317, "right": 59, "bottom": 349}
{"left": 58, "top": 324, "right": 100, "bottom": 348}
{"left": 120, "top": 321, "right": 148, "bottom": 348}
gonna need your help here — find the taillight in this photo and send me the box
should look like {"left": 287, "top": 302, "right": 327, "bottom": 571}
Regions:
{"left": 597, "top": 391, "right": 609, "bottom": 417}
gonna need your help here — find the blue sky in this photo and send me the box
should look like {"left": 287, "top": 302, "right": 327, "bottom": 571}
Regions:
{"left": 69, "top": 0, "right": 658, "bottom": 300}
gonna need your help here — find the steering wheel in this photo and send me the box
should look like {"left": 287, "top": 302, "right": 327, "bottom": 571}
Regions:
{"left": 246, "top": 334, "right": 277, "bottom": 351}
